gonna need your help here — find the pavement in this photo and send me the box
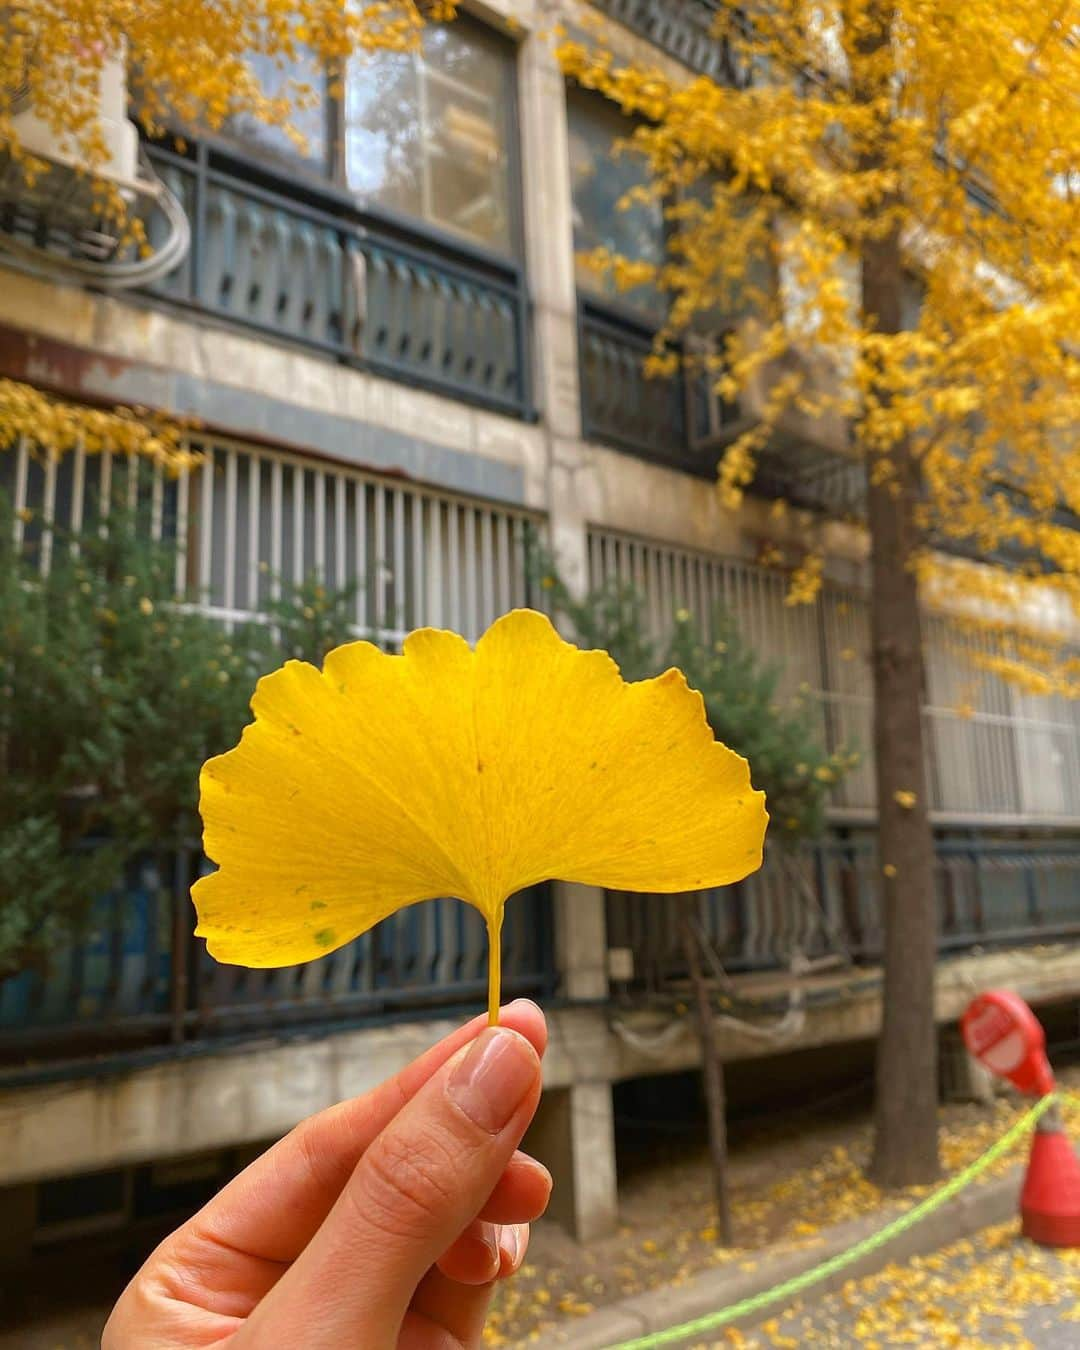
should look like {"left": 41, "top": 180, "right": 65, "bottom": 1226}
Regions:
{"left": 552, "top": 1168, "right": 1026, "bottom": 1348}
{"left": 738, "top": 1221, "right": 1080, "bottom": 1348}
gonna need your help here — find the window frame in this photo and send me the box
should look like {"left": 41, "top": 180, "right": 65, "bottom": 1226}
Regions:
{"left": 566, "top": 81, "right": 669, "bottom": 322}
{"left": 198, "top": 13, "right": 526, "bottom": 264}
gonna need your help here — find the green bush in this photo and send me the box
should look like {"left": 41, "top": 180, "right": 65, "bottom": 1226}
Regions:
{"left": 0, "top": 494, "right": 360, "bottom": 977}
{"left": 535, "top": 558, "right": 857, "bottom": 847}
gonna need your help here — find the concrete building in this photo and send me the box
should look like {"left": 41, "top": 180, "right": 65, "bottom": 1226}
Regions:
{"left": 1, "top": 0, "right": 1079, "bottom": 1261}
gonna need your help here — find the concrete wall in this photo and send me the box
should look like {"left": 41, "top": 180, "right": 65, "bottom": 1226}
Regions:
{"left": 2, "top": 942, "right": 1076, "bottom": 1244}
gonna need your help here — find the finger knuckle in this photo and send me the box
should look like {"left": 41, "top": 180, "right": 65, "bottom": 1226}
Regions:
{"left": 358, "top": 1122, "right": 463, "bottom": 1241}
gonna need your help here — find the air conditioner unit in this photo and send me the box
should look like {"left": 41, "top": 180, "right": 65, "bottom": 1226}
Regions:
{"left": 11, "top": 48, "right": 139, "bottom": 187}
{"left": 0, "top": 41, "right": 189, "bottom": 287}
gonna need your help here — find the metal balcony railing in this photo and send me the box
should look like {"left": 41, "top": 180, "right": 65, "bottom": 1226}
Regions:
{"left": 4, "top": 434, "right": 544, "bottom": 643}
{"left": 578, "top": 299, "right": 745, "bottom": 475}
{"left": 141, "top": 143, "right": 532, "bottom": 419}
{"left": 606, "top": 833, "right": 1080, "bottom": 992}
{"left": 591, "top": 0, "right": 756, "bottom": 87}
{"left": 0, "top": 846, "right": 555, "bottom": 1060}
{"left": 587, "top": 526, "right": 1080, "bottom": 825}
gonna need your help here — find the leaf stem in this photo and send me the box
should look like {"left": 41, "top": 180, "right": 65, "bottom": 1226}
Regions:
{"left": 486, "top": 911, "right": 503, "bottom": 1026}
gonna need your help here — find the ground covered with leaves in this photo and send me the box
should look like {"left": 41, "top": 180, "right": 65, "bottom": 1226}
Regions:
{"left": 719, "top": 1222, "right": 1080, "bottom": 1349}
{"left": 484, "top": 1072, "right": 1080, "bottom": 1346}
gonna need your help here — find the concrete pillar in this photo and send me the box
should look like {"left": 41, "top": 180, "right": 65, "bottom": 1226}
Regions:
{"left": 516, "top": 13, "right": 618, "bottom": 1247}
{"left": 527, "top": 1080, "right": 618, "bottom": 1242}
{"left": 517, "top": 16, "right": 594, "bottom": 596}
{"left": 554, "top": 880, "right": 609, "bottom": 1002}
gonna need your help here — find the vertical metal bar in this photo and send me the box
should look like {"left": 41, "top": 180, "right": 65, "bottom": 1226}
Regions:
{"left": 448, "top": 500, "right": 462, "bottom": 632}
{"left": 247, "top": 452, "right": 261, "bottom": 613}
{"left": 12, "top": 435, "right": 29, "bottom": 549}
{"left": 40, "top": 449, "right": 58, "bottom": 576}
{"left": 314, "top": 468, "right": 327, "bottom": 580}
{"left": 150, "top": 458, "right": 164, "bottom": 541}
{"left": 587, "top": 529, "right": 599, "bottom": 592}
{"left": 647, "top": 544, "right": 663, "bottom": 639}
{"left": 223, "top": 447, "right": 238, "bottom": 625}
{"left": 335, "top": 473, "right": 347, "bottom": 594}
{"left": 428, "top": 497, "right": 444, "bottom": 626}
{"left": 633, "top": 540, "right": 647, "bottom": 613}
{"left": 99, "top": 448, "right": 113, "bottom": 527}
{"left": 199, "top": 446, "right": 214, "bottom": 607}
{"left": 70, "top": 439, "right": 86, "bottom": 548}
{"left": 511, "top": 515, "right": 526, "bottom": 608}
{"left": 292, "top": 462, "right": 304, "bottom": 586}
{"left": 126, "top": 450, "right": 138, "bottom": 513}
{"left": 175, "top": 462, "right": 190, "bottom": 596}
{"left": 355, "top": 479, "right": 368, "bottom": 629}
{"left": 496, "top": 513, "right": 512, "bottom": 614}
{"left": 465, "top": 508, "right": 479, "bottom": 641}
{"left": 374, "top": 482, "right": 387, "bottom": 635}
{"left": 411, "top": 493, "right": 425, "bottom": 630}
{"left": 270, "top": 458, "right": 283, "bottom": 600}
{"left": 480, "top": 509, "right": 495, "bottom": 625}
{"left": 393, "top": 487, "right": 406, "bottom": 638}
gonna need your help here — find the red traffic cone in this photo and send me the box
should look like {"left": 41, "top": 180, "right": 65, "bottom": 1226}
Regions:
{"left": 1021, "top": 1103, "right": 1080, "bottom": 1248}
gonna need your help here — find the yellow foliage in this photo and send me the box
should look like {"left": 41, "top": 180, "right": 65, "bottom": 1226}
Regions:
{"left": 785, "top": 552, "right": 824, "bottom": 607}
{"left": 558, "top": 1, "right": 1080, "bottom": 694}
{"left": 0, "top": 3, "right": 448, "bottom": 178}
{"left": 0, "top": 377, "right": 195, "bottom": 471}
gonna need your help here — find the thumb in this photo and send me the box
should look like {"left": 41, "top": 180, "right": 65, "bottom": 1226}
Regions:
{"left": 237, "top": 1026, "right": 542, "bottom": 1349}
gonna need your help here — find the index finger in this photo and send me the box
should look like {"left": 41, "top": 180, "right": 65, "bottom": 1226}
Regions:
{"left": 166, "top": 999, "right": 547, "bottom": 1267}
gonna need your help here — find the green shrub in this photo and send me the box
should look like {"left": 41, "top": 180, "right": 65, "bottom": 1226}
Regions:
{"left": 535, "top": 556, "right": 857, "bottom": 847}
{"left": 0, "top": 493, "right": 360, "bottom": 976}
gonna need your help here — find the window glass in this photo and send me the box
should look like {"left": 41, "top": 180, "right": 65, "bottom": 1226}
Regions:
{"left": 567, "top": 86, "right": 665, "bottom": 315}
{"left": 227, "top": 49, "right": 330, "bottom": 172}
{"left": 345, "top": 21, "right": 517, "bottom": 255}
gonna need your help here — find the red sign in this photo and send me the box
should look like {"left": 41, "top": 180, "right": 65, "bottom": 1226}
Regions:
{"left": 961, "top": 990, "right": 1055, "bottom": 1097}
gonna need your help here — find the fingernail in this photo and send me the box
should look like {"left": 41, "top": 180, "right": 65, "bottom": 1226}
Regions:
{"left": 447, "top": 1028, "right": 538, "bottom": 1133}
{"left": 498, "top": 1225, "right": 521, "bottom": 1275}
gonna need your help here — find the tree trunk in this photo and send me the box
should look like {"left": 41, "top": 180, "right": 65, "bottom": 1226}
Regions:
{"left": 679, "top": 895, "right": 734, "bottom": 1244}
{"left": 861, "top": 227, "right": 941, "bottom": 1187}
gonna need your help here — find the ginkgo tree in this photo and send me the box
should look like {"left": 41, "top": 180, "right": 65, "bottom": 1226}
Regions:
{"left": 560, "top": 1, "right": 1080, "bottom": 1185}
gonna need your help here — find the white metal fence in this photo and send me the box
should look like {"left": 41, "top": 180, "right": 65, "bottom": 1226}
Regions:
{"left": 588, "top": 525, "right": 1080, "bottom": 823}
{"left": 4, "top": 436, "right": 543, "bottom": 645}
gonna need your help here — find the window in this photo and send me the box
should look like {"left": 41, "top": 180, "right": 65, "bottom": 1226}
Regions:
{"left": 345, "top": 19, "right": 518, "bottom": 255}
{"left": 567, "top": 86, "right": 665, "bottom": 315}
{"left": 225, "top": 49, "right": 331, "bottom": 174}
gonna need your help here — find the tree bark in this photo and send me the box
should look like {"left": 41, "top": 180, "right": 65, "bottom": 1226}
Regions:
{"left": 679, "top": 895, "right": 734, "bottom": 1244}
{"left": 862, "top": 226, "right": 941, "bottom": 1187}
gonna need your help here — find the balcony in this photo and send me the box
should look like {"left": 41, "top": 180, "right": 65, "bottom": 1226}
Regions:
{"left": 135, "top": 142, "right": 533, "bottom": 419}
{"left": 0, "top": 846, "right": 555, "bottom": 1065}
{"left": 606, "top": 833, "right": 1080, "bottom": 995}
{"left": 592, "top": 0, "right": 755, "bottom": 87}
{"left": 578, "top": 298, "right": 746, "bottom": 475}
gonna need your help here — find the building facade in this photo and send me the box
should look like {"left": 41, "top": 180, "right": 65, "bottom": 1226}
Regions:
{"left": 1, "top": 0, "right": 1079, "bottom": 1259}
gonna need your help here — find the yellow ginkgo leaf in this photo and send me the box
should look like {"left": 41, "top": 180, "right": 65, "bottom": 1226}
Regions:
{"left": 193, "top": 609, "right": 768, "bottom": 1021}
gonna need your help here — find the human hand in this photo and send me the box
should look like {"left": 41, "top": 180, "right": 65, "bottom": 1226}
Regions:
{"left": 103, "top": 999, "right": 549, "bottom": 1349}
